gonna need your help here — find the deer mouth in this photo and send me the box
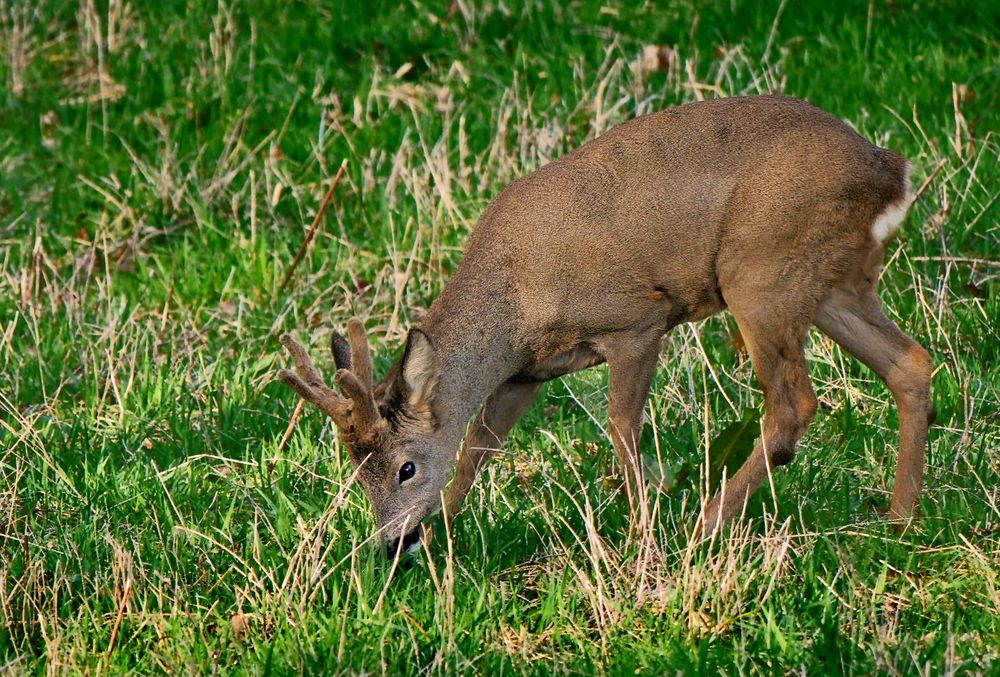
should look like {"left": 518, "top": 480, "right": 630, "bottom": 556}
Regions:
{"left": 385, "top": 527, "right": 422, "bottom": 559}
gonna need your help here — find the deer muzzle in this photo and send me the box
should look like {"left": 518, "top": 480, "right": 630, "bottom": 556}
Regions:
{"left": 385, "top": 528, "right": 422, "bottom": 559}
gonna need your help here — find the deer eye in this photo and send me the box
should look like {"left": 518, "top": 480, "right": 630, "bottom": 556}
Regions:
{"left": 398, "top": 461, "right": 416, "bottom": 484}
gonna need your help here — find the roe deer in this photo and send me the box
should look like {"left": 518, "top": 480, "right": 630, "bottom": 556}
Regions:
{"left": 277, "top": 95, "right": 934, "bottom": 557}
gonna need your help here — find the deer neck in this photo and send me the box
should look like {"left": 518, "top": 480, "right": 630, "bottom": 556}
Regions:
{"left": 419, "top": 270, "right": 522, "bottom": 444}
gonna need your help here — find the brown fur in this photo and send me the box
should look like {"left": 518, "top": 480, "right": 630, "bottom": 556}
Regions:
{"left": 278, "top": 95, "right": 932, "bottom": 551}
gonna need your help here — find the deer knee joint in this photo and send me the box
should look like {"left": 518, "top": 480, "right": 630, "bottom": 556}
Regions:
{"left": 768, "top": 442, "right": 796, "bottom": 467}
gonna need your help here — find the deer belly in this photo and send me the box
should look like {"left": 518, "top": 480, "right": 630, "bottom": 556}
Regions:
{"left": 513, "top": 343, "right": 607, "bottom": 382}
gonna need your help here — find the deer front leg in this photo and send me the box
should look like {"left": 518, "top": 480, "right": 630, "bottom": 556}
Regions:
{"left": 605, "top": 335, "right": 662, "bottom": 510}
{"left": 443, "top": 380, "right": 541, "bottom": 523}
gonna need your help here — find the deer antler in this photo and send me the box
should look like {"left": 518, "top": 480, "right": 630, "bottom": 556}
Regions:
{"left": 278, "top": 318, "right": 380, "bottom": 433}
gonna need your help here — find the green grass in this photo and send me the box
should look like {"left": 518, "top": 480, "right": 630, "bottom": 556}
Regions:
{"left": 2, "top": 0, "right": 999, "bottom": 673}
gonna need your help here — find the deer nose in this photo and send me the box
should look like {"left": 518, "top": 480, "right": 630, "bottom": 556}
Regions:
{"left": 385, "top": 528, "right": 421, "bottom": 559}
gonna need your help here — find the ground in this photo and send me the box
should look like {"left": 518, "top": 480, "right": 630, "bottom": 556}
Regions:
{"left": 1, "top": 1, "right": 999, "bottom": 674}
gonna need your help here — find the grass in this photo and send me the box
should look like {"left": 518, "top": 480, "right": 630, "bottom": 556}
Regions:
{"left": 1, "top": 0, "right": 999, "bottom": 673}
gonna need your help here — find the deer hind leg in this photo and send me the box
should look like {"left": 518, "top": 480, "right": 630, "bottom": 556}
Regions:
{"left": 815, "top": 288, "right": 933, "bottom": 520}
{"left": 699, "top": 312, "right": 818, "bottom": 537}
{"left": 443, "top": 380, "right": 541, "bottom": 522}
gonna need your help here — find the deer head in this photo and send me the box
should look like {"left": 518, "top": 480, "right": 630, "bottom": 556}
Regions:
{"left": 277, "top": 318, "right": 447, "bottom": 558}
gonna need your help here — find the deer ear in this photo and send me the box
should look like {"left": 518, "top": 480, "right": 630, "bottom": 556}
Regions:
{"left": 401, "top": 329, "right": 439, "bottom": 409}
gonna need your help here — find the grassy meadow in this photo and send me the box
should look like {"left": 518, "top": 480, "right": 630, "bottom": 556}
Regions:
{"left": 2, "top": 0, "right": 999, "bottom": 673}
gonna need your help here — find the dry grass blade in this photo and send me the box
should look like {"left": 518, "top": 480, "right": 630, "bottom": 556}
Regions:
{"left": 277, "top": 158, "right": 348, "bottom": 294}
{"left": 912, "top": 158, "right": 948, "bottom": 202}
{"left": 277, "top": 398, "right": 305, "bottom": 452}
{"left": 104, "top": 579, "right": 132, "bottom": 659}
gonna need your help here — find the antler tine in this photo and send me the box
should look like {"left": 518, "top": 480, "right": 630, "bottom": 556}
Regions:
{"left": 278, "top": 334, "right": 349, "bottom": 425}
{"left": 277, "top": 368, "right": 317, "bottom": 402}
{"left": 280, "top": 334, "right": 326, "bottom": 387}
{"left": 346, "top": 317, "right": 374, "bottom": 391}
{"left": 330, "top": 331, "right": 352, "bottom": 371}
{"left": 335, "top": 369, "right": 379, "bottom": 428}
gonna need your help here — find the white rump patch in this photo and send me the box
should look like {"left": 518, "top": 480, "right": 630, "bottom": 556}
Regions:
{"left": 871, "top": 164, "right": 913, "bottom": 245}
